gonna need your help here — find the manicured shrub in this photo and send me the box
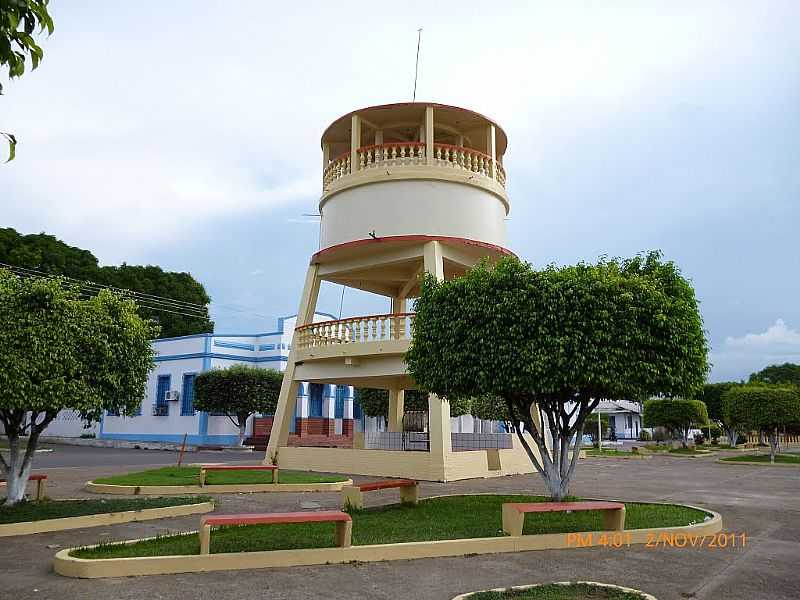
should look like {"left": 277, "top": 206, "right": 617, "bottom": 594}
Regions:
{"left": 643, "top": 398, "right": 709, "bottom": 445}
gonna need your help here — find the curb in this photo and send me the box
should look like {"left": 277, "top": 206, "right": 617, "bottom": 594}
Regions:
{"left": 717, "top": 459, "right": 800, "bottom": 468}
{"left": 451, "top": 581, "right": 658, "bottom": 600}
{"left": 0, "top": 501, "right": 215, "bottom": 537}
{"left": 52, "top": 501, "right": 721, "bottom": 578}
{"left": 85, "top": 479, "right": 353, "bottom": 496}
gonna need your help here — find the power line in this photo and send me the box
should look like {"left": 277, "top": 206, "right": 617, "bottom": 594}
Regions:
{"left": 0, "top": 262, "right": 210, "bottom": 319}
{"left": 0, "top": 261, "right": 209, "bottom": 312}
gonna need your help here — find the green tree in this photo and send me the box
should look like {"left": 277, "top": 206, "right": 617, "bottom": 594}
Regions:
{"left": 584, "top": 413, "right": 609, "bottom": 444}
{"left": 193, "top": 366, "right": 282, "bottom": 446}
{"left": 749, "top": 363, "right": 800, "bottom": 388}
{"left": 0, "top": 227, "right": 214, "bottom": 337}
{"left": 701, "top": 382, "right": 741, "bottom": 446}
{"left": 723, "top": 385, "right": 800, "bottom": 462}
{"left": 642, "top": 398, "right": 709, "bottom": 445}
{"left": 354, "top": 388, "right": 471, "bottom": 426}
{"left": 1, "top": 0, "right": 54, "bottom": 160}
{"left": 0, "top": 269, "right": 157, "bottom": 505}
{"left": 406, "top": 252, "right": 708, "bottom": 500}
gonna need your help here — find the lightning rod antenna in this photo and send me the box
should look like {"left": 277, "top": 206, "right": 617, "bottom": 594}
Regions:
{"left": 412, "top": 28, "right": 422, "bottom": 101}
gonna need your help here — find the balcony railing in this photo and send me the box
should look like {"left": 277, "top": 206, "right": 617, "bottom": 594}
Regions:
{"left": 322, "top": 142, "right": 505, "bottom": 192}
{"left": 295, "top": 312, "right": 415, "bottom": 350}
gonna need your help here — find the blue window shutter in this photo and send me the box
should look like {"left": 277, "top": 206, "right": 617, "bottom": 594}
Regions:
{"left": 309, "top": 383, "right": 324, "bottom": 417}
{"left": 334, "top": 386, "right": 345, "bottom": 418}
{"left": 156, "top": 375, "right": 171, "bottom": 409}
{"left": 181, "top": 374, "right": 195, "bottom": 416}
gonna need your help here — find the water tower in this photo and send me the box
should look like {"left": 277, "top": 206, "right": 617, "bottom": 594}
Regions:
{"left": 266, "top": 102, "right": 535, "bottom": 481}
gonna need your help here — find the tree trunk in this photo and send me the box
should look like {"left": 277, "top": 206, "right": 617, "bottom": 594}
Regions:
{"left": 238, "top": 422, "right": 247, "bottom": 447}
{"left": 2, "top": 433, "right": 36, "bottom": 506}
{"left": 769, "top": 428, "right": 778, "bottom": 464}
{"left": 726, "top": 426, "right": 738, "bottom": 448}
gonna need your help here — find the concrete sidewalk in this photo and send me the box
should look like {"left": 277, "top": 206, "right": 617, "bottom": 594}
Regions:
{"left": 2, "top": 445, "right": 798, "bottom": 600}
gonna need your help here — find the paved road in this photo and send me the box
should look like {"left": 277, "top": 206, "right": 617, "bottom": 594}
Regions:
{"left": 25, "top": 443, "right": 261, "bottom": 470}
{"left": 2, "top": 445, "right": 799, "bottom": 600}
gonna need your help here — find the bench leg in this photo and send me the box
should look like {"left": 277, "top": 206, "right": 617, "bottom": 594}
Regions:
{"left": 502, "top": 504, "right": 525, "bottom": 536}
{"left": 341, "top": 486, "right": 363, "bottom": 510}
{"left": 400, "top": 483, "right": 419, "bottom": 505}
{"left": 602, "top": 507, "right": 626, "bottom": 531}
{"left": 199, "top": 469, "right": 206, "bottom": 487}
{"left": 335, "top": 520, "right": 352, "bottom": 548}
{"left": 199, "top": 523, "right": 211, "bottom": 554}
{"left": 273, "top": 468, "right": 278, "bottom": 484}
{"left": 36, "top": 478, "right": 46, "bottom": 501}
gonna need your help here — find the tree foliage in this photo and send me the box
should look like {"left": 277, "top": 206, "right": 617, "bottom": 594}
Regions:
{"left": 1, "top": 0, "right": 54, "bottom": 160}
{"left": 406, "top": 252, "right": 708, "bottom": 500}
{"left": 584, "top": 413, "right": 609, "bottom": 443}
{"left": 354, "top": 388, "right": 473, "bottom": 418}
{"left": 642, "top": 398, "right": 709, "bottom": 443}
{"left": 700, "top": 382, "right": 741, "bottom": 446}
{"left": 723, "top": 384, "right": 800, "bottom": 462}
{"left": 749, "top": 363, "right": 800, "bottom": 389}
{"left": 0, "top": 227, "right": 213, "bottom": 337}
{"left": 0, "top": 269, "right": 157, "bottom": 504}
{"left": 194, "top": 365, "right": 282, "bottom": 446}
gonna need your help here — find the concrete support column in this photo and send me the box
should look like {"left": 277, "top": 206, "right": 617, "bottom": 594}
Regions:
{"left": 350, "top": 114, "right": 361, "bottom": 171}
{"left": 388, "top": 389, "right": 405, "bottom": 432}
{"left": 265, "top": 265, "right": 321, "bottom": 462}
{"left": 425, "top": 105, "right": 434, "bottom": 165}
{"left": 428, "top": 392, "right": 452, "bottom": 466}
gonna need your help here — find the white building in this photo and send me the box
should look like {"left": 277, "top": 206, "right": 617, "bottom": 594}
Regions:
{"left": 594, "top": 400, "right": 643, "bottom": 440}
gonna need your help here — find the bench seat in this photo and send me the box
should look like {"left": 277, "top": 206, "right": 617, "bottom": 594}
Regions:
{"left": 199, "top": 511, "right": 351, "bottom": 553}
{"left": 199, "top": 464, "right": 278, "bottom": 486}
{"left": 502, "top": 501, "right": 626, "bottom": 536}
{"left": 342, "top": 479, "right": 418, "bottom": 510}
{"left": 0, "top": 473, "right": 47, "bottom": 500}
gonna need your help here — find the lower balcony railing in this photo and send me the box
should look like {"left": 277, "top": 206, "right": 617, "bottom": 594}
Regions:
{"left": 295, "top": 312, "right": 415, "bottom": 350}
{"left": 322, "top": 142, "right": 506, "bottom": 191}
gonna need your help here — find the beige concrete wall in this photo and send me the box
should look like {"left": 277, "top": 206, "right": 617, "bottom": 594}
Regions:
{"left": 319, "top": 179, "right": 507, "bottom": 250}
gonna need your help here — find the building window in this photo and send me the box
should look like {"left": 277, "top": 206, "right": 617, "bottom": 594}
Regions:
{"left": 181, "top": 374, "right": 196, "bottom": 416}
{"left": 107, "top": 408, "right": 119, "bottom": 417}
{"left": 335, "top": 385, "right": 346, "bottom": 419}
{"left": 626, "top": 415, "right": 633, "bottom": 429}
{"left": 155, "top": 374, "right": 171, "bottom": 416}
{"left": 353, "top": 398, "right": 363, "bottom": 420}
{"left": 309, "top": 383, "right": 324, "bottom": 417}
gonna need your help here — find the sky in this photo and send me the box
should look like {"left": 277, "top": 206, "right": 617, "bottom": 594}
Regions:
{"left": 1, "top": 1, "right": 798, "bottom": 382}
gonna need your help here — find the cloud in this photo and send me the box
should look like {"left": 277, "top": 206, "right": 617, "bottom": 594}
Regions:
{"left": 724, "top": 320, "right": 800, "bottom": 352}
{"left": 710, "top": 320, "right": 800, "bottom": 381}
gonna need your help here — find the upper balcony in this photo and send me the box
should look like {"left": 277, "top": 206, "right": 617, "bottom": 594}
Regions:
{"left": 320, "top": 103, "right": 508, "bottom": 207}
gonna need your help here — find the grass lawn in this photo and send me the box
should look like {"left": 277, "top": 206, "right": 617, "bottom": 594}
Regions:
{"left": 0, "top": 496, "right": 212, "bottom": 524}
{"left": 72, "top": 494, "right": 710, "bottom": 559}
{"left": 584, "top": 449, "right": 632, "bottom": 457}
{"left": 721, "top": 454, "right": 800, "bottom": 464}
{"left": 467, "top": 583, "right": 647, "bottom": 599}
{"left": 92, "top": 466, "right": 349, "bottom": 486}
{"left": 667, "top": 448, "right": 711, "bottom": 456}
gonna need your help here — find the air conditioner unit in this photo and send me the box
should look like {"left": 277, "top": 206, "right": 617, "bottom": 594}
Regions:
{"left": 165, "top": 390, "right": 180, "bottom": 402}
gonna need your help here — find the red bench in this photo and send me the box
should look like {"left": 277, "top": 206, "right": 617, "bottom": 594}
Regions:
{"left": 341, "top": 479, "right": 418, "bottom": 510}
{"left": 0, "top": 473, "right": 47, "bottom": 501}
{"left": 199, "top": 511, "right": 352, "bottom": 554}
{"left": 198, "top": 464, "right": 278, "bottom": 487}
{"left": 502, "top": 501, "right": 626, "bottom": 536}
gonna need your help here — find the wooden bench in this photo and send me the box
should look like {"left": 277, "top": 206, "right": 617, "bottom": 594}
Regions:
{"left": 198, "top": 464, "right": 278, "bottom": 487}
{"left": 0, "top": 473, "right": 47, "bottom": 501}
{"left": 341, "top": 479, "right": 418, "bottom": 510}
{"left": 199, "top": 511, "right": 352, "bottom": 554}
{"left": 501, "top": 501, "right": 626, "bottom": 536}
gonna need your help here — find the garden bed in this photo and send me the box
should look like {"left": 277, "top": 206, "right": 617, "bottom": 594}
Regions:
{"left": 87, "top": 466, "right": 351, "bottom": 495}
{"left": 453, "top": 582, "right": 656, "bottom": 600}
{"left": 72, "top": 495, "right": 711, "bottom": 559}
{"left": 0, "top": 496, "right": 214, "bottom": 536}
{"left": 55, "top": 495, "right": 721, "bottom": 578}
{"left": 720, "top": 454, "right": 800, "bottom": 465}
{"left": 584, "top": 450, "right": 648, "bottom": 459}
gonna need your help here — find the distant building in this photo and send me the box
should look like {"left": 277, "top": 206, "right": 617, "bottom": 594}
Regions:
{"left": 593, "top": 400, "right": 643, "bottom": 440}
